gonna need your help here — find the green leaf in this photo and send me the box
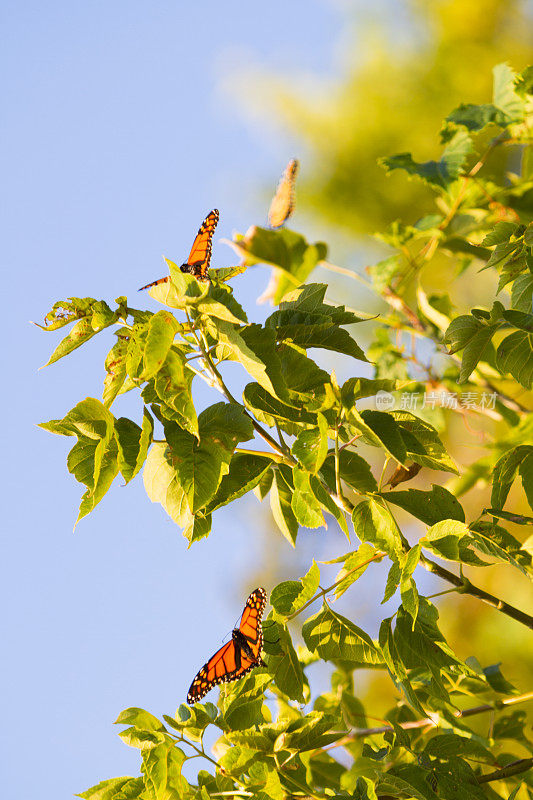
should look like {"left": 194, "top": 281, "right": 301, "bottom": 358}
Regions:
{"left": 279, "top": 343, "right": 330, "bottom": 400}
{"left": 151, "top": 349, "right": 198, "bottom": 438}
{"left": 382, "top": 561, "right": 402, "bottom": 604}
{"left": 492, "top": 445, "right": 533, "bottom": 508}
{"left": 492, "top": 63, "right": 525, "bottom": 122}
{"left": 77, "top": 777, "right": 140, "bottom": 800}
{"left": 277, "top": 283, "right": 359, "bottom": 323}
{"left": 444, "top": 314, "right": 500, "bottom": 382}
{"left": 443, "top": 65, "right": 525, "bottom": 139}
{"left": 206, "top": 453, "right": 274, "bottom": 513}
{"left": 520, "top": 451, "right": 533, "bottom": 511}
{"left": 484, "top": 508, "right": 533, "bottom": 525}
{"left": 142, "top": 311, "right": 180, "bottom": 379}
{"left": 276, "top": 712, "right": 345, "bottom": 752}
{"left": 302, "top": 604, "right": 382, "bottom": 665}
{"left": 483, "top": 663, "right": 518, "bottom": 695}
{"left": 115, "top": 707, "right": 166, "bottom": 731}
{"left": 270, "top": 466, "right": 298, "bottom": 545}
{"left": 291, "top": 414, "right": 328, "bottom": 473}
{"left": 330, "top": 543, "right": 380, "bottom": 599}
{"left": 243, "top": 382, "right": 316, "bottom": 432}
{"left": 392, "top": 411, "right": 459, "bottom": 474}
{"left": 291, "top": 467, "right": 325, "bottom": 528}
{"left": 481, "top": 221, "right": 520, "bottom": 246}
{"left": 379, "top": 617, "right": 425, "bottom": 713}
{"left": 44, "top": 317, "right": 100, "bottom": 366}
{"left": 320, "top": 450, "right": 378, "bottom": 494}
{"left": 341, "top": 377, "right": 399, "bottom": 405}
{"left": 469, "top": 520, "right": 532, "bottom": 574}
{"left": 352, "top": 776, "right": 378, "bottom": 800}
{"left": 360, "top": 410, "right": 408, "bottom": 465}
{"left": 345, "top": 407, "right": 408, "bottom": 466}
{"left": 182, "top": 513, "right": 212, "bottom": 546}
{"left": 58, "top": 398, "right": 119, "bottom": 525}
{"left": 511, "top": 273, "right": 533, "bottom": 312}
{"left": 383, "top": 484, "right": 465, "bottom": 525}
{"left": 421, "top": 519, "right": 483, "bottom": 564}
{"left": 497, "top": 330, "right": 533, "bottom": 389}
{"left": 274, "top": 320, "right": 368, "bottom": 362}
{"left": 395, "top": 598, "right": 472, "bottom": 677}
{"left": 114, "top": 409, "right": 154, "bottom": 484}
{"left": 502, "top": 309, "right": 533, "bottom": 333}
{"left": 103, "top": 336, "right": 129, "bottom": 407}
{"left": 264, "top": 623, "right": 304, "bottom": 701}
{"left": 229, "top": 227, "right": 328, "bottom": 303}
{"left": 352, "top": 499, "right": 402, "bottom": 559}
{"left": 142, "top": 743, "right": 187, "bottom": 799}
{"left": 213, "top": 322, "right": 289, "bottom": 401}
{"left": 380, "top": 131, "right": 473, "bottom": 190}
{"left": 308, "top": 475, "right": 350, "bottom": 537}
{"left": 270, "top": 560, "right": 320, "bottom": 616}
{"left": 377, "top": 772, "right": 438, "bottom": 800}
{"left": 400, "top": 545, "right": 421, "bottom": 625}
{"left": 150, "top": 264, "right": 247, "bottom": 323}
{"left": 143, "top": 443, "right": 190, "bottom": 527}
{"left": 164, "top": 403, "right": 254, "bottom": 513}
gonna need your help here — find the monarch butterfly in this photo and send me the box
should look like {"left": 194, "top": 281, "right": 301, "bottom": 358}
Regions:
{"left": 268, "top": 158, "right": 299, "bottom": 229}
{"left": 187, "top": 587, "right": 267, "bottom": 705}
{"left": 139, "top": 209, "right": 219, "bottom": 291}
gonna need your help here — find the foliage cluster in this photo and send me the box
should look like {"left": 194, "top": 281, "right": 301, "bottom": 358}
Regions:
{"left": 39, "top": 64, "right": 533, "bottom": 799}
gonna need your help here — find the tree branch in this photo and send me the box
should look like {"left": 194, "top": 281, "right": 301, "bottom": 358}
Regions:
{"left": 419, "top": 553, "right": 533, "bottom": 630}
{"left": 347, "top": 692, "right": 533, "bottom": 738}
{"left": 476, "top": 757, "right": 533, "bottom": 785}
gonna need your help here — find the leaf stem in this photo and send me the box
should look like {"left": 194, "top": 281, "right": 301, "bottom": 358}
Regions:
{"left": 319, "top": 259, "right": 373, "bottom": 289}
{"left": 334, "top": 423, "right": 344, "bottom": 503}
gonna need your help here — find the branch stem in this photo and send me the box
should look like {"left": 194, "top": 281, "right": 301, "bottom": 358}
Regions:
{"left": 347, "top": 691, "right": 533, "bottom": 738}
{"left": 419, "top": 553, "right": 533, "bottom": 630}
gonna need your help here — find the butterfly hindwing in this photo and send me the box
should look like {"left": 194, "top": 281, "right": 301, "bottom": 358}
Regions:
{"left": 186, "top": 587, "right": 267, "bottom": 705}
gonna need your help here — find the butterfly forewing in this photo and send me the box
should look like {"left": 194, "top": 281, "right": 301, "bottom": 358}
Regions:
{"left": 139, "top": 208, "right": 219, "bottom": 290}
{"left": 186, "top": 587, "right": 267, "bottom": 705}
{"left": 181, "top": 208, "right": 219, "bottom": 279}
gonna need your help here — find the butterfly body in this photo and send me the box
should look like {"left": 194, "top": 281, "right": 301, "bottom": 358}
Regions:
{"left": 139, "top": 209, "right": 219, "bottom": 291}
{"left": 187, "top": 587, "right": 266, "bottom": 705}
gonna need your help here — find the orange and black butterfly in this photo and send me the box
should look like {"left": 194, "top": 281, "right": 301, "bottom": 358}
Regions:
{"left": 187, "top": 587, "right": 267, "bottom": 705}
{"left": 139, "top": 209, "right": 219, "bottom": 291}
{"left": 268, "top": 158, "right": 298, "bottom": 229}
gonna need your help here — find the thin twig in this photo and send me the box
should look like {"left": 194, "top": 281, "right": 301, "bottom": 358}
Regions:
{"left": 347, "top": 692, "right": 533, "bottom": 738}
{"left": 286, "top": 551, "right": 386, "bottom": 621}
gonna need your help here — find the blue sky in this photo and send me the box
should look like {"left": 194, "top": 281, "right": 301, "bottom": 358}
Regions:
{"left": 2, "top": 2, "right": 361, "bottom": 797}
{"left": 5, "top": 1, "right": 447, "bottom": 796}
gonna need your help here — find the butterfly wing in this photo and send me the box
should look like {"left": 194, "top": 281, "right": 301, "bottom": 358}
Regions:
{"left": 187, "top": 640, "right": 240, "bottom": 704}
{"left": 237, "top": 587, "right": 267, "bottom": 660}
{"left": 138, "top": 275, "right": 170, "bottom": 291}
{"left": 139, "top": 209, "right": 219, "bottom": 290}
{"left": 268, "top": 159, "right": 298, "bottom": 229}
{"left": 181, "top": 208, "right": 219, "bottom": 279}
{"left": 186, "top": 587, "right": 267, "bottom": 705}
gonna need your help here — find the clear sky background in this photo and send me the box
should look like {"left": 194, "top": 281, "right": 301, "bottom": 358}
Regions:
{"left": 2, "top": 2, "right": 417, "bottom": 798}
